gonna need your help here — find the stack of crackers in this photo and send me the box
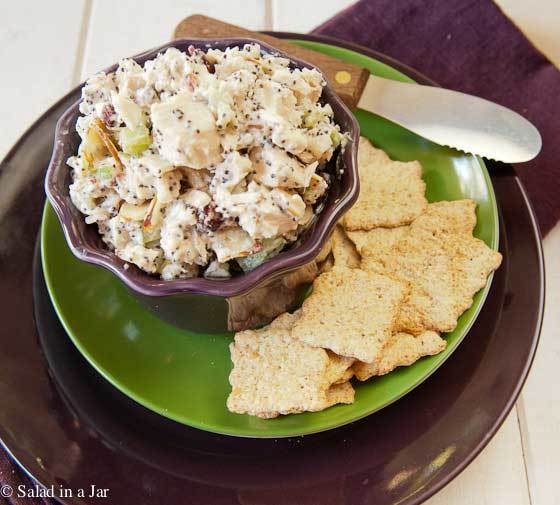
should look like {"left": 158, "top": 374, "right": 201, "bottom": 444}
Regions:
{"left": 227, "top": 138, "right": 502, "bottom": 419}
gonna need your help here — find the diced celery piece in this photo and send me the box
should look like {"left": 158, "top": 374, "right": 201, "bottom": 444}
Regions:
{"left": 236, "top": 250, "right": 269, "bottom": 272}
{"left": 144, "top": 239, "right": 161, "bottom": 249}
{"left": 119, "top": 124, "right": 152, "bottom": 156}
{"left": 143, "top": 226, "right": 161, "bottom": 244}
{"left": 95, "top": 164, "right": 114, "bottom": 180}
{"left": 80, "top": 155, "right": 92, "bottom": 173}
{"left": 303, "top": 109, "right": 322, "bottom": 128}
{"left": 236, "top": 238, "right": 286, "bottom": 272}
{"left": 330, "top": 129, "right": 341, "bottom": 147}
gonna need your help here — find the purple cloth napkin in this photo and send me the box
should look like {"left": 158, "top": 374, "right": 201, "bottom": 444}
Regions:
{"left": 314, "top": 0, "right": 560, "bottom": 236}
{"left": 2, "top": 1, "right": 558, "bottom": 501}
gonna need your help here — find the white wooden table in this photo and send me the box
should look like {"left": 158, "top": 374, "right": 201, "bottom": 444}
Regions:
{"left": 2, "top": 1, "right": 558, "bottom": 503}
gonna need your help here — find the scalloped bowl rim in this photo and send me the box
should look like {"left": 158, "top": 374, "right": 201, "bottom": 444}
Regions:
{"left": 44, "top": 37, "right": 360, "bottom": 298}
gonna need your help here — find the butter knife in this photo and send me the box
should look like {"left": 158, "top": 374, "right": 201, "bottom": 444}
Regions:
{"left": 174, "top": 15, "right": 542, "bottom": 163}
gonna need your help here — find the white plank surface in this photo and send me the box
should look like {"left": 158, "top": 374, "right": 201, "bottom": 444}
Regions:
{"left": 495, "top": 0, "right": 560, "bottom": 67}
{"left": 273, "top": 1, "right": 560, "bottom": 503}
{"left": 0, "top": 0, "right": 87, "bottom": 159}
{"left": 494, "top": 2, "right": 560, "bottom": 504}
{"left": 80, "top": 0, "right": 268, "bottom": 78}
{"left": 4, "top": 0, "right": 560, "bottom": 503}
{"left": 516, "top": 224, "right": 560, "bottom": 505}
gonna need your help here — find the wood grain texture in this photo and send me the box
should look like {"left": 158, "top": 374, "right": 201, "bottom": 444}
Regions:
{"left": 173, "top": 15, "right": 369, "bottom": 109}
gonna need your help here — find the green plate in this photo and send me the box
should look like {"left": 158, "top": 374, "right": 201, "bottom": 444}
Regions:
{"left": 41, "top": 40, "right": 499, "bottom": 438}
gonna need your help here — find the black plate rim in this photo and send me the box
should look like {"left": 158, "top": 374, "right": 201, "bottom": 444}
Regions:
{"left": 0, "top": 31, "right": 546, "bottom": 505}
{"left": 278, "top": 31, "right": 546, "bottom": 503}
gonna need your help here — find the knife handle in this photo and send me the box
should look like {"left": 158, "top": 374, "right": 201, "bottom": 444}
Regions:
{"left": 173, "top": 15, "right": 369, "bottom": 109}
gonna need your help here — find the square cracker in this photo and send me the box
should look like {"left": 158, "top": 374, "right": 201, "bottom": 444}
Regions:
{"left": 363, "top": 230, "right": 502, "bottom": 334}
{"left": 362, "top": 232, "right": 459, "bottom": 333}
{"left": 448, "top": 232, "right": 503, "bottom": 296}
{"left": 347, "top": 200, "right": 476, "bottom": 261}
{"left": 342, "top": 137, "right": 427, "bottom": 230}
{"left": 347, "top": 226, "right": 409, "bottom": 259}
{"left": 410, "top": 200, "right": 477, "bottom": 236}
{"left": 331, "top": 225, "right": 361, "bottom": 269}
{"left": 291, "top": 268, "right": 408, "bottom": 363}
{"left": 353, "top": 331, "right": 446, "bottom": 381}
{"left": 227, "top": 312, "right": 355, "bottom": 418}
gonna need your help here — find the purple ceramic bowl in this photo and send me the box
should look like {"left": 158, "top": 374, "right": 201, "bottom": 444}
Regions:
{"left": 45, "top": 38, "right": 360, "bottom": 332}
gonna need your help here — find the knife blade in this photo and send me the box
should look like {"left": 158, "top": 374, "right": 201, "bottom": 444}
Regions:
{"left": 358, "top": 75, "right": 541, "bottom": 162}
{"left": 174, "top": 15, "right": 542, "bottom": 163}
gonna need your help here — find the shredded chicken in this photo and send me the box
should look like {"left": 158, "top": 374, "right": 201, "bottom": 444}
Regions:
{"left": 67, "top": 44, "right": 344, "bottom": 278}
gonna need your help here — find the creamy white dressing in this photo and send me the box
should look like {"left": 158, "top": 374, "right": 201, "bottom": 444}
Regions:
{"left": 67, "top": 43, "right": 344, "bottom": 279}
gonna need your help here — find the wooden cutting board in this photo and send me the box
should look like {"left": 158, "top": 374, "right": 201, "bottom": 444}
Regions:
{"left": 173, "top": 15, "right": 369, "bottom": 109}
